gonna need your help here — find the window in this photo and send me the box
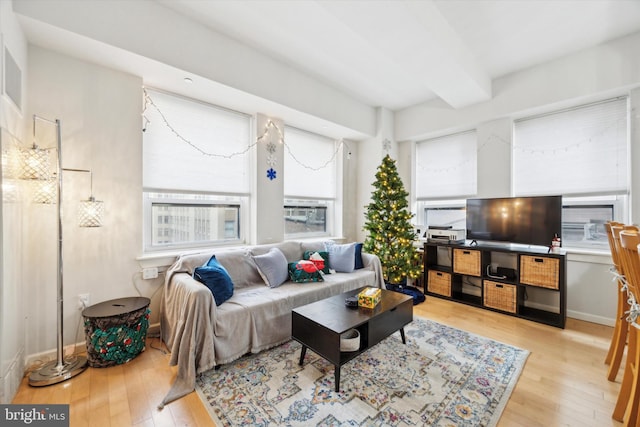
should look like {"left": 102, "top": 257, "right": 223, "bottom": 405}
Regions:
{"left": 284, "top": 204, "right": 327, "bottom": 235}
{"left": 415, "top": 130, "right": 477, "bottom": 200}
{"left": 424, "top": 205, "right": 466, "bottom": 230}
{"left": 144, "top": 192, "right": 243, "bottom": 250}
{"left": 283, "top": 126, "right": 339, "bottom": 238}
{"left": 514, "top": 97, "right": 629, "bottom": 249}
{"left": 142, "top": 89, "right": 251, "bottom": 251}
{"left": 415, "top": 131, "right": 476, "bottom": 230}
{"left": 561, "top": 196, "right": 626, "bottom": 248}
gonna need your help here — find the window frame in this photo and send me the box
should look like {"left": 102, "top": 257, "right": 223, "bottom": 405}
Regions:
{"left": 560, "top": 195, "right": 627, "bottom": 250}
{"left": 415, "top": 199, "right": 467, "bottom": 231}
{"left": 283, "top": 198, "right": 334, "bottom": 240}
{"left": 143, "top": 191, "right": 248, "bottom": 252}
{"left": 142, "top": 88, "right": 254, "bottom": 252}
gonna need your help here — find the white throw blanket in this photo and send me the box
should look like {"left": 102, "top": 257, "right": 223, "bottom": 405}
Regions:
{"left": 158, "top": 245, "right": 385, "bottom": 408}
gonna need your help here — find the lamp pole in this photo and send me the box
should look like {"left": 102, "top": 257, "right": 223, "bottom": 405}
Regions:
{"left": 29, "top": 117, "right": 88, "bottom": 386}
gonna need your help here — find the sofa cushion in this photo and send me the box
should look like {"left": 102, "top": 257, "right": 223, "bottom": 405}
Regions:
{"left": 215, "top": 249, "right": 265, "bottom": 289}
{"left": 301, "top": 240, "right": 326, "bottom": 253}
{"left": 288, "top": 260, "right": 324, "bottom": 283}
{"left": 325, "top": 241, "right": 356, "bottom": 273}
{"left": 253, "top": 248, "right": 289, "bottom": 288}
{"left": 193, "top": 255, "right": 234, "bottom": 306}
{"left": 251, "top": 241, "right": 302, "bottom": 262}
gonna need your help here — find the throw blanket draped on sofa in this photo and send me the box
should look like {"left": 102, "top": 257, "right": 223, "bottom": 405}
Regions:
{"left": 159, "top": 240, "right": 385, "bottom": 407}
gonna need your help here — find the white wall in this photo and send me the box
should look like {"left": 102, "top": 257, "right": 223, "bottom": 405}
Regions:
{"left": 0, "top": 0, "right": 28, "bottom": 404}
{"left": 255, "top": 114, "right": 284, "bottom": 244}
{"left": 24, "top": 47, "right": 148, "bottom": 360}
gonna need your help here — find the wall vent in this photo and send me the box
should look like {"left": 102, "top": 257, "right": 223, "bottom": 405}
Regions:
{"left": 4, "top": 46, "right": 21, "bottom": 111}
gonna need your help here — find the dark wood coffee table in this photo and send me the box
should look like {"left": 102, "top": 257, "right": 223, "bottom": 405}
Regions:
{"left": 291, "top": 287, "right": 413, "bottom": 391}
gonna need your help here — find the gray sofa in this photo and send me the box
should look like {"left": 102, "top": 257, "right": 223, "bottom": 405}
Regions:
{"left": 159, "top": 240, "right": 385, "bottom": 406}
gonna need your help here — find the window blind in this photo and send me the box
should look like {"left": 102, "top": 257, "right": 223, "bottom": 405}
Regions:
{"left": 143, "top": 89, "right": 251, "bottom": 194}
{"left": 513, "top": 97, "right": 628, "bottom": 196}
{"left": 284, "top": 126, "right": 337, "bottom": 199}
{"left": 415, "top": 131, "right": 477, "bottom": 199}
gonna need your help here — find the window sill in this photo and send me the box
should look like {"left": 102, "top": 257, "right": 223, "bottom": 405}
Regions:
{"left": 136, "top": 236, "right": 348, "bottom": 269}
{"left": 563, "top": 247, "right": 612, "bottom": 265}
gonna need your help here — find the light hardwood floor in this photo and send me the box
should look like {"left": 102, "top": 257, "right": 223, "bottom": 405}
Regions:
{"left": 13, "top": 296, "right": 624, "bottom": 426}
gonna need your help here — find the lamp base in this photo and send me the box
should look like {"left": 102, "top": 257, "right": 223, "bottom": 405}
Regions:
{"left": 28, "top": 355, "right": 88, "bottom": 387}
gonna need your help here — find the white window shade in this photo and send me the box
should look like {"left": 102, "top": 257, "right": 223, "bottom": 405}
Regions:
{"left": 284, "top": 127, "right": 336, "bottom": 199}
{"left": 143, "top": 89, "right": 251, "bottom": 194}
{"left": 415, "top": 131, "right": 477, "bottom": 199}
{"left": 514, "top": 97, "right": 628, "bottom": 196}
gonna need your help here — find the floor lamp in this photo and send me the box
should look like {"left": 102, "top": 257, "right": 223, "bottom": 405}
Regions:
{"left": 20, "top": 115, "right": 104, "bottom": 386}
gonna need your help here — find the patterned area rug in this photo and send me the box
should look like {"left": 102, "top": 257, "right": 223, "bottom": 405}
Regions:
{"left": 195, "top": 318, "right": 529, "bottom": 426}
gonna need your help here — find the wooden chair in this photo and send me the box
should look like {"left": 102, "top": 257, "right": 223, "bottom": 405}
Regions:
{"left": 612, "top": 228, "right": 640, "bottom": 426}
{"left": 605, "top": 221, "right": 629, "bottom": 381}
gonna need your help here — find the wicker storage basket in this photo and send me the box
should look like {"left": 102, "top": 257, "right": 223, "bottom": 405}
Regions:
{"left": 340, "top": 329, "right": 360, "bottom": 352}
{"left": 520, "top": 255, "right": 559, "bottom": 289}
{"left": 428, "top": 270, "right": 452, "bottom": 297}
{"left": 483, "top": 280, "right": 518, "bottom": 313}
{"left": 453, "top": 249, "right": 481, "bottom": 276}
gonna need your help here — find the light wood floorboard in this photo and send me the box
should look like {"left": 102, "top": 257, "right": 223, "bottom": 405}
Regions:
{"left": 13, "top": 296, "right": 624, "bottom": 426}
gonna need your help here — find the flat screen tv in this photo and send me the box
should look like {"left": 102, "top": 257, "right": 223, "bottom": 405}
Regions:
{"left": 466, "top": 196, "right": 562, "bottom": 247}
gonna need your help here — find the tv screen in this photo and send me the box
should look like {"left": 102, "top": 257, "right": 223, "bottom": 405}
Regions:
{"left": 466, "top": 196, "right": 562, "bottom": 247}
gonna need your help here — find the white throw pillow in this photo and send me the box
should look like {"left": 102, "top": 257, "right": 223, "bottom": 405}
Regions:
{"left": 252, "top": 248, "right": 289, "bottom": 288}
{"left": 324, "top": 241, "right": 357, "bottom": 273}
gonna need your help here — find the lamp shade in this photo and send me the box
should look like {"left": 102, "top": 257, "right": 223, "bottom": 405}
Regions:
{"left": 78, "top": 197, "right": 104, "bottom": 227}
{"left": 19, "top": 146, "right": 51, "bottom": 180}
{"left": 32, "top": 178, "right": 57, "bottom": 204}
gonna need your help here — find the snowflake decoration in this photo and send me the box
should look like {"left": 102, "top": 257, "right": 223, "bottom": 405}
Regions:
{"left": 267, "top": 154, "right": 277, "bottom": 167}
{"left": 267, "top": 168, "right": 277, "bottom": 180}
{"left": 266, "top": 141, "right": 277, "bottom": 154}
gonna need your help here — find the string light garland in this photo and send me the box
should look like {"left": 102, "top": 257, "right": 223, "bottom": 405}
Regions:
{"left": 142, "top": 88, "right": 350, "bottom": 172}
{"left": 142, "top": 88, "right": 258, "bottom": 159}
{"left": 416, "top": 112, "right": 629, "bottom": 175}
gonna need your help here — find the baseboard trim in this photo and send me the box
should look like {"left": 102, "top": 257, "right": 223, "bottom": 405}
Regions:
{"left": 24, "top": 342, "right": 88, "bottom": 371}
{"left": 567, "top": 309, "right": 615, "bottom": 327}
{"left": 24, "top": 323, "right": 163, "bottom": 370}
{"left": 524, "top": 301, "right": 614, "bottom": 327}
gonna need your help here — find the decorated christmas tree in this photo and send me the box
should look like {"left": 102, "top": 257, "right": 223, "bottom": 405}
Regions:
{"left": 363, "top": 154, "right": 422, "bottom": 284}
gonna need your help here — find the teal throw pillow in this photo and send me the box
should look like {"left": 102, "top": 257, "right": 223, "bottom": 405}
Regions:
{"left": 288, "top": 260, "right": 324, "bottom": 283}
{"left": 193, "top": 255, "right": 234, "bottom": 306}
{"left": 303, "top": 250, "right": 330, "bottom": 274}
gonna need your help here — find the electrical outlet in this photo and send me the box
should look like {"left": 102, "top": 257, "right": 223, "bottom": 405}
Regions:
{"left": 78, "top": 293, "right": 90, "bottom": 310}
{"left": 142, "top": 267, "right": 159, "bottom": 280}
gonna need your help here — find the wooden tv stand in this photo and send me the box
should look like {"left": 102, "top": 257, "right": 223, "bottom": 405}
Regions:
{"left": 423, "top": 241, "right": 566, "bottom": 328}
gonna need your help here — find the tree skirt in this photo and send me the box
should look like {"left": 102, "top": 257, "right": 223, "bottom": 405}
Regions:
{"left": 195, "top": 318, "right": 528, "bottom": 426}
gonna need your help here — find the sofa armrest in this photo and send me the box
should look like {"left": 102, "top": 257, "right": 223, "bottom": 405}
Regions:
{"left": 160, "top": 271, "right": 217, "bottom": 406}
{"left": 361, "top": 252, "right": 386, "bottom": 289}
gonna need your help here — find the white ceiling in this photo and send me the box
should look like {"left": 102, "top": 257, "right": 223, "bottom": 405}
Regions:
{"left": 13, "top": 0, "right": 640, "bottom": 140}
{"left": 156, "top": 0, "right": 640, "bottom": 111}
